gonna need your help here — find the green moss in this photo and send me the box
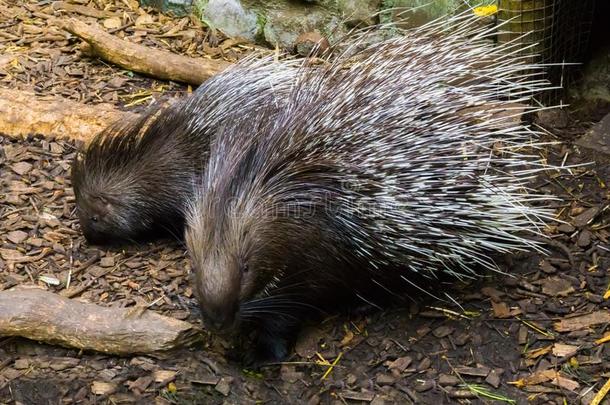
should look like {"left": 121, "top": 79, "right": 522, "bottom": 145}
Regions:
{"left": 255, "top": 11, "right": 267, "bottom": 36}
{"left": 192, "top": 0, "right": 208, "bottom": 22}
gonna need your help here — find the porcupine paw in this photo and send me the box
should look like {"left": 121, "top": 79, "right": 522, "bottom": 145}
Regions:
{"left": 243, "top": 333, "right": 289, "bottom": 368}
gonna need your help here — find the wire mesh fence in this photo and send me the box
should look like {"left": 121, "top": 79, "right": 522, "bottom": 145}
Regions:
{"left": 497, "top": 0, "right": 597, "bottom": 104}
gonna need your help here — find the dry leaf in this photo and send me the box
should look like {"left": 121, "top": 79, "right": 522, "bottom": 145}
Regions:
{"left": 154, "top": 370, "right": 177, "bottom": 383}
{"left": 135, "top": 14, "right": 154, "bottom": 27}
{"left": 103, "top": 17, "right": 122, "bottom": 30}
{"left": 340, "top": 329, "right": 354, "bottom": 346}
{"left": 515, "top": 369, "right": 578, "bottom": 391}
{"left": 6, "top": 230, "right": 28, "bottom": 244}
{"left": 0, "top": 54, "right": 17, "bottom": 70}
{"left": 550, "top": 373, "right": 580, "bottom": 391}
{"left": 39, "top": 275, "right": 61, "bottom": 286}
{"left": 11, "top": 161, "right": 33, "bottom": 175}
{"left": 91, "top": 381, "right": 117, "bottom": 395}
{"left": 525, "top": 345, "right": 552, "bottom": 359}
{"left": 491, "top": 301, "right": 511, "bottom": 318}
{"left": 551, "top": 343, "right": 578, "bottom": 358}
{"left": 554, "top": 311, "right": 610, "bottom": 332}
{"left": 541, "top": 277, "right": 575, "bottom": 297}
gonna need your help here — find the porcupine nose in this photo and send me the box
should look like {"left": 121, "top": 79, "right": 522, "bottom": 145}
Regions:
{"left": 203, "top": 302, "right": 238, "bottom": 331}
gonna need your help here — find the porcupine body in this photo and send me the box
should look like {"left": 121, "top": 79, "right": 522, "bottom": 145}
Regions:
{"left": 185, "top": 14, "right": 556, "bottom": 364}
{"left": 71, "top": 57, "right": 299, "bottom": 245}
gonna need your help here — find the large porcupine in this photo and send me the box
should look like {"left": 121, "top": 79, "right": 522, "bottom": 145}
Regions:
{"left": 71, "top": 57, "right": 299, "bottom": 245}
{"left": 185, "top": 14, "right": 556, "bottom": 364}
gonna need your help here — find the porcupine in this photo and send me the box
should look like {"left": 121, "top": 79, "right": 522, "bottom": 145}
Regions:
{"left": 185, "top": 14, "right": 557, "bottom": 364}
{"left": 71, "top": 56, "right": 299, "bottom": 245}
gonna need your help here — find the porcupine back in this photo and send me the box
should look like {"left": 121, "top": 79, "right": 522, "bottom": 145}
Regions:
{"left": 185, "top": 13, "right": 558, "bottom": 362}
{"left": 71, "top": 55, "right": 299, "bottom": 245}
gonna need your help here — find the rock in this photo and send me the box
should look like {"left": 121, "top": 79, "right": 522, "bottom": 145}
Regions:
{"left": 569, "top": 46, "right": 610, "bottom": 109}
{"left": 215, "top": 377, "right": 233, "bottom": 396}
{"left": 200, "top": 0, "right": 259, "bottom": 41}
{"left": 264, "top": 5, "right": 340, "bottom": 50}
{"left": 295, "top": 31, "right": 329, "bottom": 56}
{"left": 340, "top": 0, "right": 381, "bottom": 27}
{"left": 536, "top": 109, "right": 570, "bottom": 129}
{"left": 140, "top": 0, "right": 193, "bottom": 16}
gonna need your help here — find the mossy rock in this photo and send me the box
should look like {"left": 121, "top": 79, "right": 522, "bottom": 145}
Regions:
{"left": 142, "top": 0, "right": 489, "bottom": 48}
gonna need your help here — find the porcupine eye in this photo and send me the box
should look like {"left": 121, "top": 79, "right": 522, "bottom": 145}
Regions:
{"left": 241, "top": 264, "right": 249, "bottom": 274}
{"left": 91, "top": 215, "right": 99, "bottom": 222}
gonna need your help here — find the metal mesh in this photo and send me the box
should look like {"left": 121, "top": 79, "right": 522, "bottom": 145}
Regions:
{"left": 497, "top": 0, "right": 596, "bottom": 104}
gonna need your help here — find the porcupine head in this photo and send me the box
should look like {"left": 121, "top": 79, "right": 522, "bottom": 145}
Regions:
{"left": 186, "top": 14, "right": 556, "bottom": 365}
{"left": 72, "top": 103, "right": 204, "bottom": 245}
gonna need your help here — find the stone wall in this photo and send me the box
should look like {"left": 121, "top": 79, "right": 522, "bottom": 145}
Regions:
{"left": 140, "top": 0, "right": 493, "bottom": 50}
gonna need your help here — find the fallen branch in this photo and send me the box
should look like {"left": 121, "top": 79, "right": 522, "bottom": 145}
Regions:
{"left": 0, "top": 288, "right": 201, "bottom": 355}
{"left": 0, "top": 88, "right": 136, "bottom": 143}
{"left": 59, "top": 17, "right": 231, "bottom": 85}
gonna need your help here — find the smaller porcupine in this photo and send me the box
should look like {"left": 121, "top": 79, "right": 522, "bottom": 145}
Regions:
{"left": 185, "top": 14, "right": 557, "bottom": 365}
{"left": 71, "top": 57, "right": 299, "bottom": 245}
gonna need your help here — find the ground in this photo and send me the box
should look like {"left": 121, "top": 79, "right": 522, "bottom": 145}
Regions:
{"left": 0, "top": 1, "right": 609, "bottom": 404}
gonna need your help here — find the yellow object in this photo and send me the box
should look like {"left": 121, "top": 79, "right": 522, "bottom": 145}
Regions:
{"left": 591, "top": 377, "right": 610, "bottom": 405}
{"left": 321, "top": 352, "right": 343, "bottom": 380}
{"left": 595, "top": 332, "right": 610, "bottom": 345}
{"left": 473, "top": 5, "right": 498, "bottom": 17}
{"left": 167, "top": 382, "right": 177, "bottom": 394}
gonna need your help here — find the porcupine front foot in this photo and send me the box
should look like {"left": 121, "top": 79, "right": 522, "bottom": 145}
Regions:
{"left": 242, "top": 318, "right": 298, "bottom": 368}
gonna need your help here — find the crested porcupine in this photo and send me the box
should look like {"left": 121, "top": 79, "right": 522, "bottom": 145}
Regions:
{"left": 185, "top": 15, "right": 557, "bottom": 364}
{"left": 71, "top": 57, "right": 299, "bottom": 245}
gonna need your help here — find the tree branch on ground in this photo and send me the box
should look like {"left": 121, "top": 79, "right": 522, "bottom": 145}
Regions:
{"left": 0, "top": 88, "right": 136, "bottom": 143}
{"left": 0, "top": 288, "right": 202, "bottom": 355}
{"left": 58, "top": 17, "right": 231, "bottom": 85}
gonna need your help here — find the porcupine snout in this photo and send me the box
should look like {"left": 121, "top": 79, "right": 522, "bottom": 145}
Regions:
{"left": 200, "top": 299, "right": 239, "bottom": 331}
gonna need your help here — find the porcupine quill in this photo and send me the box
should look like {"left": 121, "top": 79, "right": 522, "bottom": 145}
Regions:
{"left": 184, "top": 13, "right": 560, "bottom": 365}
{"left": 71, "top": 56, "right": 300, "bottom": 245}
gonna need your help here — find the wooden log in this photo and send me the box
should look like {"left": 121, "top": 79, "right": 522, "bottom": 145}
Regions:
{"left": 0, "top": 88, "right": 136, "bottom": 144}
{"left": 58, "top": 17, "right": 231, "bottom": 85}
{"left": 0, "top": 288, "right": 201, "bottom": 355}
